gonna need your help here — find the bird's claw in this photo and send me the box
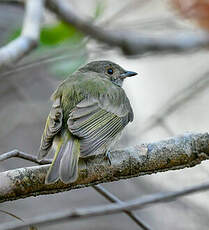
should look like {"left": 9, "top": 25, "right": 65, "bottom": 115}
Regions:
{"left": 105, "top": 150, "right": 112, "bottom": 165}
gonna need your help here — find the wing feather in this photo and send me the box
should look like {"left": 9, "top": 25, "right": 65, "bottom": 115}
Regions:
{"left": 68, "top": 97, "right": 132, "bottom": 157}
{"left": 38, "top": 97, "right": 63, "bottom": 160}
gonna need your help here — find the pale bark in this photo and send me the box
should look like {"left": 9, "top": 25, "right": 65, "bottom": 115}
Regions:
{"left": 0, "top": 132, "right": 208, "bottom": 203}
{"left": 0, "top": 0, "right": 44, "bottom": 70}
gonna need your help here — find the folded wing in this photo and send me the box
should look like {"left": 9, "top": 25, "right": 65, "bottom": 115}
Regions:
{"left": 38, "top": 97, "right": 63, "bottom": 160}
{"left": 68, "top": 96, "right": 133, "bottom": 157}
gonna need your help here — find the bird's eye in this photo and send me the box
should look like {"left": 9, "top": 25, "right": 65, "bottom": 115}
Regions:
{"left": 107, "top": 68, "right": 114, "bottom": 75}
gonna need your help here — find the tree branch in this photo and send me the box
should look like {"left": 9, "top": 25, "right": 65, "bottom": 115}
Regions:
{"left": 93, "top": 185, "right": 152, "bottom": 230}
{"left": 0, "top": 0, "right": 45, "bottom": 70}
{"left": 2, "top": 0, "right": 209, "bottom": 62}
{"left": 2, "top": 180, "right": 209, "bottom": 230}
{"left": 46, "top": 0, "right": 209, "bottom": 55}
{"left": 0, "top": 149, "right": 51, "bottom": 165}
{"left": 0, "top": 150, "right": 150, "bottom": 230}
{"left": 0, "top": 132, "right": 208, "bottom": 204}
{"left": 0, "top": 151, "right": 150, "bottom": 230}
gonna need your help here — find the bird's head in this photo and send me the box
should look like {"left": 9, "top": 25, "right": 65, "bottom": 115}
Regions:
{"left": 79, "top": 60, "right": 137, "bottom": 87}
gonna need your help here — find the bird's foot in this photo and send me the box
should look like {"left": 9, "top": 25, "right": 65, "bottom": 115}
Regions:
{"left": 105, "top": 150, "right": 112, "bottom": 165}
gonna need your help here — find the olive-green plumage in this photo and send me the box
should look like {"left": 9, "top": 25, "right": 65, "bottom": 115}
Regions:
{"left": 38, "top": 60, "right": 137, "bottom": 184}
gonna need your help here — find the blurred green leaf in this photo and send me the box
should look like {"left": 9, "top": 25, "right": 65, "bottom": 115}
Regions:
{"left": 8, "top": 21, "right": 87, "bottom": 78}
{"left": 40, "top": 22, "right": 83, "bottom": 46}
{"left": 8, "top": 22, "right": 83, "bottom": 46}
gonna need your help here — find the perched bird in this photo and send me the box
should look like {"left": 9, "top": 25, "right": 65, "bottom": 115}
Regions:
{"left": 38, "top": 60, "right": 137, "bottom": 184}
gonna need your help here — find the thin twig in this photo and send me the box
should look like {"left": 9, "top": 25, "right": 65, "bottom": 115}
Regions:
{"left": 2, "top": 181, "right": 209, "bottom": 230}
{"left": 0, "top": 39, "right": 91, "bottom": 78}
{"left": 0, "top": 0, "right": 45, "bottom": 70}
{"left": 0, "top": 51, "right": 87, "bottom": 78}
{"left": 0, "top": 149, "right": 51, "bottom": 165}
{"left": 93, "top": 185, "right": 152, "bottom": 230}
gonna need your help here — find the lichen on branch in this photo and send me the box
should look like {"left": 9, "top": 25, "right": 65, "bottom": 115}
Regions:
{"left": 0, "top": 132, "right": 208, "bottom": 203}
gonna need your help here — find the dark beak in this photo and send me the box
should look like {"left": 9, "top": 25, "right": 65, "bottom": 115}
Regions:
{"left": 120, "top": 71, "right": 138, "bottom": 79}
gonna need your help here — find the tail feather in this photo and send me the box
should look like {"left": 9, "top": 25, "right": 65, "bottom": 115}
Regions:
{"left": 60, "top": 137, "right": 80, "bottom": 183}
{"left": 45, "top": 137, "right": 65, "bottom": 184}
{"left": 45, "top": 132, "right": 80, "bottom": 184}
{"left": 45, "top": 137, "right": 64, "bottom": 184}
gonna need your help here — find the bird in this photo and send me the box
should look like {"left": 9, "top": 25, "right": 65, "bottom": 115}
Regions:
{"left": 38, "top": 60, "right": 137, "bottom": 184}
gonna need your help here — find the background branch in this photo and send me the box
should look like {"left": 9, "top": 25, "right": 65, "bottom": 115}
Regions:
{"left": 2, "top": 180, "right": 209, "bottom": 230}
{"left": 93, "top": 184, "right": 152, "bottom": 230}
{"left": 47, "top": 0, "right": 209, "bottom": 55}
{"left": 1, "top": 0, "right": 209, "bottom": 66}
{"left": 0, "top": 0, "right": 44, "bottom": 70}
{"left": 0, "top": 132, "right": 208, "bottom": 204}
